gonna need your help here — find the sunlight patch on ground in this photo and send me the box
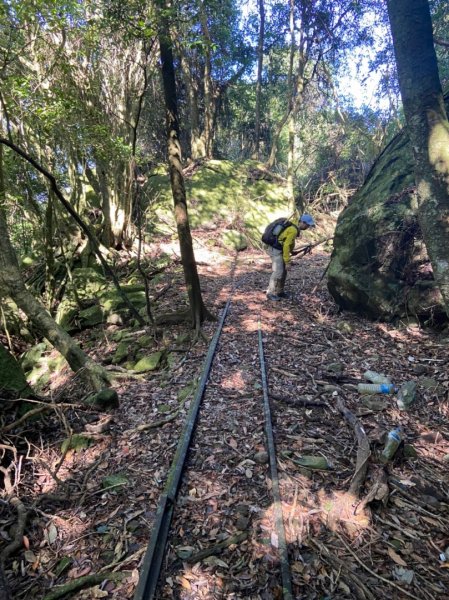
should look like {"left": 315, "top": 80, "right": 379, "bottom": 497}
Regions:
{"left": 257, "top": 485, "right": 370, "bottom": 552}
{"left": 158, "top": 240, "right": 231, "bottom": 266}
{"left": 220, "top": 369, "right": 247, "bottom": 392}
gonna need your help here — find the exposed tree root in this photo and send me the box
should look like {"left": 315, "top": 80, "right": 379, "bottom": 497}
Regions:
{"left": 42, "top": 572, "right": 121, "bottom": 600}
{"left": 0, "top": 497, "right": 28, "bottom": 563}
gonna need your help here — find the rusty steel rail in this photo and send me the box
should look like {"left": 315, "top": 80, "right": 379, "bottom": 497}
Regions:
{"left": 134, "top": 299, "right": 231, "bottom": 600}
{"left": 258, "top": 319, "right": 294, "bottom": 600}
{"left": 134, "top": 302, "right": 295, "bottom": 600}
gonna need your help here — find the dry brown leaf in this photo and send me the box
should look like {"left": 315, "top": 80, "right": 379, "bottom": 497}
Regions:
{"left": 180, "top": 577, "right": 191, "bottom": 590}
{"left": 388, "top": 547, "right": 408, "bottom": 567}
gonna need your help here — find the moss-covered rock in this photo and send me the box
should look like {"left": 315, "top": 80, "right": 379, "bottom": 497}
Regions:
{"left": 112, "top": 342, "right": 130, "bottom": 364}
{"left": 137, "top": 334, "right": 153, "bottom": 348}
{"left": 145, "top": 159, "right": 291, "bottom": 240}
{"left": 328, "top": 101, "right": 448, "bottom": 324}
{"left": 72, "top": 268, "right": 108, "bottom": 298}
{"left": 61, "top": 434, "right": 93, "bottom": 454}
{"left": 55, "top": 299, "right": 79, "bottom": 332}
{"left": 20, "top": 342, "right": 47, "bottom": 372}
{"left": 177, "top": 378, "right": 198, "bottom": 402}
{"left": 99, "top": 289, "right": 147, "bottom": 313}
{"left": 78, "top": 304, "right": 104, "bottom": 328}
{"left": 133, "top": 351, "right": 164, "bottom": 373}
{"left": 85, "top": 388, "right": 119, "bottom": 409}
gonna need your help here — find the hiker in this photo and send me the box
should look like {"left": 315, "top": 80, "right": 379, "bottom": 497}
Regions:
{"left": 263, "top": 214, "right": 315, "bottom": 301}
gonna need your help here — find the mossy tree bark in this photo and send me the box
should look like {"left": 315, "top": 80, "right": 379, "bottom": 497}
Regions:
{"left": 387, "top": 0, "right": 449, "bottom": 316}
{"left": 156, "top": 0, "right": 213, "bottom": 329}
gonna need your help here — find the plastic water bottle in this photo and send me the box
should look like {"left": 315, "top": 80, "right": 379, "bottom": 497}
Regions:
{"left": 380, "top": 428, "right": 402, "bottom": 463}
{"left": 357, "top": 383, "right": 396, "bottom": 394}
{"left": 363, "top": 370, "right": 391, "bottom": 384}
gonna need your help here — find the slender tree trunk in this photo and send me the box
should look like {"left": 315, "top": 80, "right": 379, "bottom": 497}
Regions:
{"left": 387, "top": 0, "right": 449, "bottom": 315}
{"left": 254, "top": 0, "right": 265, "bottom": 160}
{"left": 200, "top": 6, "right": 214, "bottom": 159}
{"left": 180, "top": 52, "right": 205, "bottom": 159}
{"left": 266, "top": 0, "right": 295, "bottom": 169}
{"left": 156, "top": 1, "right": 212, "bottom": 329}
{"left": 44, "top": 193, "right": 56, "bottom": 308}
{"left": 287, "top": 116, "right": 295, "bottom": 206}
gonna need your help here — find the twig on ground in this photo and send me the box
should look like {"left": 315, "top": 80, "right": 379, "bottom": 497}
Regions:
{"left": 336, "top": 533, "right": 422, "bottom": 600}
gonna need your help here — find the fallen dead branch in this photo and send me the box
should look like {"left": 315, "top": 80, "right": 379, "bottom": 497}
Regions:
{"left": 336, "top": 395, "right": 370, "bottom": 496}
{"left": 184, "top": 531, "right": 248, "bottom": 564}
{"left": 309, "top": 538, "right": 376, "bottom": 600}
{"left": 270, "top": 392, "right": 326, "bottom": 407}
{"left": 123, "top": 410, "right": 180, "bottom": 435}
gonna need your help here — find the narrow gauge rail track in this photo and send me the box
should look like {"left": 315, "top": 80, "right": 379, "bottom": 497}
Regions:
{"left": 131, "top": 249, "right": 449, "bottom": 600}
{"left": 134, "top": 261, "right": 295, "bottom": 600}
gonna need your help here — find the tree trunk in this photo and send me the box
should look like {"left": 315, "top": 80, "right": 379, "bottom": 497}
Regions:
{"left": 266, "top": 0, "right": 295, "bottom": 169}
{"left": 254, "top": 0, "right": 265, "bottom": 160}
{"left": 180, "top": 51, "right": 205, "bottom": 160}
{"left": 200, "top": 6, "right": 214, "bottom": 159}
{"left": 156, "top": 1, "right": 213, "bottom": 329}
{"left": 387, "top": 0, "right": 449, "bottom": 315}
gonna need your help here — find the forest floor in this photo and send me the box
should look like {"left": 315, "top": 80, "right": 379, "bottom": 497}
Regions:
{"left": 2, "top": 232, "right": 449, "bottom": 600}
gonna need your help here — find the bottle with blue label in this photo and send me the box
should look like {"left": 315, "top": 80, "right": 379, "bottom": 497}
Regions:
{"left": 357, "top": 382, "right": 396, "bottom": 394}
{"left": 380, "top": 427, "right": 402, "bottom": 463}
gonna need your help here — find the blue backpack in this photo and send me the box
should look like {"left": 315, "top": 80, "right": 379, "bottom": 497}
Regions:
{"left": 261, "top": 218, "right": 298, "bottom": 250}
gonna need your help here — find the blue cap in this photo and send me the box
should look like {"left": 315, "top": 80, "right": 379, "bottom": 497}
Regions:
{"left": 300, "top": 213, "right": 315, "bottom": 227}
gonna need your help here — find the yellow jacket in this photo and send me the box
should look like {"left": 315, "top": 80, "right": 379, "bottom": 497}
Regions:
{"left": 277, "top": 220, "right": 300, "bottom": 263}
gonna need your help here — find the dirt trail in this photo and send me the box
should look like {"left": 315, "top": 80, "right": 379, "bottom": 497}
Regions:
{"left": 4, "top": 245, "right": 449, "bottom": 600}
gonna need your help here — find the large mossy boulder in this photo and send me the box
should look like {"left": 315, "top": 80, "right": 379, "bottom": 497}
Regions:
{"left": 327, "top": 117, "right": 447, "bottom": 325}
{"left": 145, "top": 159, "right": 291, "bottom": 242}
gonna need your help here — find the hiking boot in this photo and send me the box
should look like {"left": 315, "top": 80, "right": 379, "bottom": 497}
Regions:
{"left": 278, "top": 292, "right": 292, "bottom": 299}
{"left": 266, "top": 293, "right": 281, "bottom": 301}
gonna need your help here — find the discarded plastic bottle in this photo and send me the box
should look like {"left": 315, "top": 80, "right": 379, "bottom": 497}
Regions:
{"left": 363, "top": 370, "right": 391, "bottom": 384}
{"left": 357, "top": 382, "right": 396, "bottom": 394}
{"left": 380, "top": 428, "right": 402, "bottom": 463}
